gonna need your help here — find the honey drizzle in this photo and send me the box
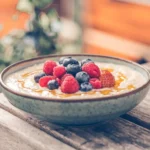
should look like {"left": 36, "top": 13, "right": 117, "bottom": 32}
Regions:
{"left": 21, "top": 69, "right": 42, "bottom": 78}
{"left": 101, "top": 68, "right": 114, "bottom": 72}
{"left": 18, "top": 68, "right": 135, "bottom": 98}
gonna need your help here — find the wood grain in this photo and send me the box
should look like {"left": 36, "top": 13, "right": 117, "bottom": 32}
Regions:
{"left": 67, "top": 119, "right": 150, "bottom": 150}
{"left": 0, "top": 108, "right": 74, "bottom": 150}
{"left": 0, "top": 95, "right": 150, "bottom": 150}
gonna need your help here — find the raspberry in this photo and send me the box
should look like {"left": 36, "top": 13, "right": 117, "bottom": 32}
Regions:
{"left": 100, "top": 70, "right": 115, "bottom": 88}
{"left": 61, "top": 76, "right": 79, "bottom": 93}
{"left": 53, "top": 66, "right": 66, "bottom": 78}
{"left": 89, "top": 78, "right": 102, "bottom": 89}
{"left": 82, "top": 62, "right": 100, "bottom": 78}
{"left": 43, "top": 60, "right": 57, "bottom": 75}
{"left": 39, "top": 76, "right": 56, "bottom": 87}
{"left": 61, "top": 74, "right": 73, "bottom": 84}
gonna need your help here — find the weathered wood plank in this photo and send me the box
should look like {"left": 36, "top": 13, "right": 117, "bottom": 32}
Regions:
{"left": 66, "top": 119, "right": 150, "bottom": 150}
{"left": 0, "top": 108, "right": 75, "bottom": 150}
{"left": 0, "top": 94, "right": 150, "bottom": 150}
{"left": 122, "top": 92, "right": 150, "bottom": 129}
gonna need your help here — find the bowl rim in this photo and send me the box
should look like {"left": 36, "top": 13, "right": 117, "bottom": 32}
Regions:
{"left": 0, "top": 54, "right": 150, "bottom": 103}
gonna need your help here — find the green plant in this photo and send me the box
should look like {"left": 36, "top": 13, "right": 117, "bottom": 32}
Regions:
{"left": 0, "top": 0, "right": 60, "bottom": 70}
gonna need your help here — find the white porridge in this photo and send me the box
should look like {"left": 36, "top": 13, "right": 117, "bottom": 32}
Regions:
{"left": 5, "top": 62, "right": 146, "bottom": 99}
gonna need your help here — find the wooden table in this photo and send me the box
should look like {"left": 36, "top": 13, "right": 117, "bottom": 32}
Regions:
{"left": 0, "top": 63, "right": 150, "bottom": 150}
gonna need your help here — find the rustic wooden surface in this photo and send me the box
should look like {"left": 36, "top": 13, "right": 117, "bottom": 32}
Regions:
{"left": 0, "top": 63, "right": 150, "bottom": 150}
{"left": 0, "top": 108, "right": 75, "bottom": 150}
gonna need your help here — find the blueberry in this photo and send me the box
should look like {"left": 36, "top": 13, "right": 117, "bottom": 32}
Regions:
{"left": 80, "top": 82, "right": 93, "bottom": 92}
{"left": 66, "top": 64, "right": 81, "bottom": 75}
{"left": 76, "top": 71, "right": 90, "bottom": 83}
{"left": 34, "top": 73, "right": 45, "bottom": 83}
{"left": 47, "top": 80, "right": 59, "bottom": 90}
{"left": 81, "top": 58, "right": 93, "bottom": 66}
{"left": 59, "top": 56, "right": 71, "bottom": 65}
{"left": 63, "top": 58, "right": 79, "bottom": 67}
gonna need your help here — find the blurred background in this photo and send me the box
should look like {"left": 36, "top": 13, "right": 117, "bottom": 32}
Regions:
{"left": 0, "top": 0, "right": 150, "bottom": 70}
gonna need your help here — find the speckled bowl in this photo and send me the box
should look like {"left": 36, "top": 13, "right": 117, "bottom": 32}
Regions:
{"left": 0, "top": 54, "right": 150, "bottom": 125}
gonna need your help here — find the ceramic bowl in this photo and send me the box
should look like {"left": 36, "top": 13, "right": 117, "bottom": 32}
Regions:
{"left": 0, "top": 54, "right": 150, "bottom": 125}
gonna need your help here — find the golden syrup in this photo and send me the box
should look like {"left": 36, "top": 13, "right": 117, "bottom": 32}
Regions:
{"left": 17, "top": 68, "right": 136, "bottom": 98}
{"left": 101, "top": 68, "right": 114, "bottom": 72}
{"left": 127, "top": 84, "right": 135, "bottom": 90}
{"left": 32, "top": 89, "right": 43, "bottom": 94}
{"left": 22, "top": 69, "right": 42, "bottom": 78}
{"left": 100, "top": 89, "right": 112, "bottom": 95}
{"left": 18, "top": 80, "right": 25, "bottom": 88}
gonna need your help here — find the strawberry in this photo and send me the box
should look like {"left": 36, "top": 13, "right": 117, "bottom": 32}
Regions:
{"left": 100, "top": 70, "right": 115, "bottom": 88}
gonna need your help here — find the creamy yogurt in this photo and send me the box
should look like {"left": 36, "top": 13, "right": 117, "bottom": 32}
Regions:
{"left": 5, "top": 62, "right": 147, "bottom": 99}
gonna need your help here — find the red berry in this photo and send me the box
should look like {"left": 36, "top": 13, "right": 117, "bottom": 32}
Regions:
{"left": 61, "top": 76, "right": 79, "bottom": 93}
{"left": 43, "top": 60, "right": 57, "bottom": 75}
{"left": 82, "top": 62, "right": 100, "bottom": 78}
{"left": 90, "top": 78, "right": 102, "bottom": 89}
{"left": 53, "top": 66, "right": 66, "bottom": 78}
{"left": 100, "top": 70, "right": 115, "bottom": 88}
{"left": 61, "top": 74, "right": 74, "bottom": 84}
{"left": 39, "top": 76, "right": 56, "bottom": 87}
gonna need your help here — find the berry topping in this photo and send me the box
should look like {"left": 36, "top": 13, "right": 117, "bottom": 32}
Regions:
{"left": 63, "top": 57, "right": 79, "bottom": 67}
{"left": 89, "top": 78, "right": 102, "bottom": 89}
{"left": 39, "top": 76, "right": 56, "bottom": 87}
{"left": 81, "top": 58, "right": 93, "bottom": 66}
{"left": 34, "top": 73, "right": 45, "bottom": 83}
{"left": 61, "top": 76, "right": 79, "bottom": 93}
{"left": 43, "top": 60, "right": 57, "bottom": 75}
{"left": 53, "top": 66, "right": 66, "bottom": 78}
{"left": 34, "top": 57, "right": 116, "bottom": 94}
{"left": 59, "top": 57, "right": 71, "bottom": 64}
{"left": 61, "top": 74, "right": 74, "bottom": 84}
{"left": 75, "top": 71, "right": 90, "bottom": 83}
{"left": 82, "top": 62, "right": 100, "bottom": 78}
{"left": 47, "top": 80, "right": 59, "bottom": 90}
{"left": 66, "top": 64, "right": 81, "bottom": 76}
{"left": 80, "top": 82, "right": 93, "bottom": 92}
{"left": 100, "top": 70, "right": 115, "bottom": 88}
